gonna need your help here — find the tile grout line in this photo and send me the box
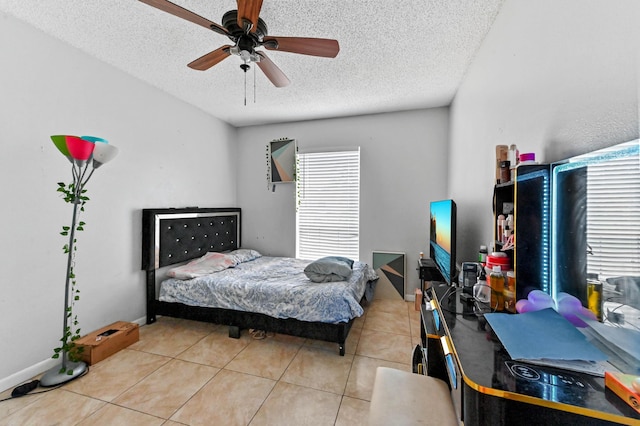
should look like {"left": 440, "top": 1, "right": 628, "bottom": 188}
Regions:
{"left": 161, "top": 326, "right": 221, "bottom": 423}
{"left": 244, "top": 337, "right": 305, "bottom": 426}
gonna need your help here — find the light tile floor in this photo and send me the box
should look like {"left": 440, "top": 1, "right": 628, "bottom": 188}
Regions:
{"left": 0, "top": 299, "right": 421, "bottom": 426}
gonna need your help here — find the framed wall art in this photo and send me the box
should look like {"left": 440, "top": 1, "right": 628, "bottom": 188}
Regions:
{"left": 372, "top": 251, "right": 406, "bottom": 300}
{"left": 267, "top": 138, "right": 297, "bottom": 188}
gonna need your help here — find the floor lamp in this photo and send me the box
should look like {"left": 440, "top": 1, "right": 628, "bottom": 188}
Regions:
{"left": 40, "top": 135, "right": 118, "bottom": 387}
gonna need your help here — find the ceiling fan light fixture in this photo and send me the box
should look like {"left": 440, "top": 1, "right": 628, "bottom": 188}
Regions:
{"left": 230, "top": 46, "right": 260, "bottom": 63}
{"left": 240, "top": 50, "right": 252, "bottom": 62}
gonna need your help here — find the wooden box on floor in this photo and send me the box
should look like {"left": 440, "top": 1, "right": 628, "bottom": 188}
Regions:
{"left": 75, "top": 321, "right": 139, "bottom": 365}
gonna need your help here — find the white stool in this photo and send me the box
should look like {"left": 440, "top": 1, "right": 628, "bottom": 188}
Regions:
{"left": 368, "top": 367, "right": 458, "bottom": 425}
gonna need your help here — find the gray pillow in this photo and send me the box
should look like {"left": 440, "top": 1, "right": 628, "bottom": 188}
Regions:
{"left": 228, "top": 248, "right": 262, "bottom": 264}
{"left": 304, "top": 256, "right": 354, "bottom": 283}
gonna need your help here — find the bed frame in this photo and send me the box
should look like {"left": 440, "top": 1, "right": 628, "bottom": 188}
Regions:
{"left": 141, "top": 207, "right": 354, "bottom": 355}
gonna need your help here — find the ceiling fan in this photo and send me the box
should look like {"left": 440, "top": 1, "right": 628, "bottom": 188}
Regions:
{"left": 139, "top": 0, "right": 340, "bottom": 88}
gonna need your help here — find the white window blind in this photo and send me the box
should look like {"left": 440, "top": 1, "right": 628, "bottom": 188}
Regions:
{"left": 586, "top": 144, "right": 640, "bottom": 279}
{"left": 296, "top": 148, "right": 360, "bottom": 261}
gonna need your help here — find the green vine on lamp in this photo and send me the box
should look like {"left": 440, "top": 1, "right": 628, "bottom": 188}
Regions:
{"left": 51, "top": 182, "right": 89, "bottom": 371}
{"left": 40, "top": 135, "right": 119, "bottom": 387}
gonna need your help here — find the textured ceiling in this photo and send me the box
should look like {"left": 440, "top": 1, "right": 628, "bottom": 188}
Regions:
{"left": 0, "top": 0, "right": 505, "bottom": 127}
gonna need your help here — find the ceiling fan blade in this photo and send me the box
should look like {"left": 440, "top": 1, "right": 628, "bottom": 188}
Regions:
{"left": 237, "top": 0, "right": 264, "bottom": 33}
{"left": 256, "top": 52, "right": 290, "bottom": 88}
{"left": 263, "top": 36, "right": 339, "bottom": 58}
{"left": 139, "top": 0, "right": 228, "bottom": 36}
{"left": 188, "top": 46, "right": 232, "bottom": 70}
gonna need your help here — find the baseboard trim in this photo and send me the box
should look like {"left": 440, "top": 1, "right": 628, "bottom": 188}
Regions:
{"left": 0, "top": 358, "right": 58, "bottom": 394}
{"left": 132, "top": 316, "right": 147, "bottom": 327}
{"left": 0, "top": 315, "right": 147, "bottom": 393}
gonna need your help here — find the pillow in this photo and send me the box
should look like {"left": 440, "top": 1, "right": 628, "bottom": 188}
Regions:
{"left": 228, "top": 248, "right": 262, "bottom": 264}
{"left": 304, "top": 256, "right": 354, "bottom": 283}
{"left": 167, "top": 252, "right": 237, "bottom": 280}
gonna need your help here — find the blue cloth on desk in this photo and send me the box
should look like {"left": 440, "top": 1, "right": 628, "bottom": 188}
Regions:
{"left": 485, "top": 308, "right": 607, "bottom": 362}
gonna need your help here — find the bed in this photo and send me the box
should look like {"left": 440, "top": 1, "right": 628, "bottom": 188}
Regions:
{"left": 141, "top": 207, "right": 377, "bottom": 355}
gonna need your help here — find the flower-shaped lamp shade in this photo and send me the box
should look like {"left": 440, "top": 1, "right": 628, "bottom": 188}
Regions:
{"left": 92, "top": 143, "right": 119, "bottom": 168}
{"left": 81, "top": 136, "right": 108, "bottom": 144}
{"left": 65, "top": 136, "right": 95, "bottom": 166}
{"left": 51, "top": 135, "right": 73, "bottom": 161}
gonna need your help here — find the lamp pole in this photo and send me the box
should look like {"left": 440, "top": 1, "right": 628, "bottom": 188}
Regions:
{"left": 61, "top": 182, "right": 82, "bottom": 371}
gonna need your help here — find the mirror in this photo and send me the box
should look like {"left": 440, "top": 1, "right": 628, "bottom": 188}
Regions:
{"left": 551, "top": 139, "right": 640, "bottom": 355}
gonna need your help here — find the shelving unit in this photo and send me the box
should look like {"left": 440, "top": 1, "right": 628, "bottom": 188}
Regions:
{"left": 492, "top": 164, "right": 551, "bottom": 299}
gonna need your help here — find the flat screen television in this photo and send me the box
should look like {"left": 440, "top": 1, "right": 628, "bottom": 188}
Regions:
{"left": 429, "top": 199, "right": 457, "bottom": 285}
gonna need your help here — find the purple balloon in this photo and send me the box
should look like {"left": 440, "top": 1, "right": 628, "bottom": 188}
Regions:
{"left": 516, "top": 299, "right": 533, "bottom": 313}
{"left": 527, "top": 290, "right": 555, "bottom": 310}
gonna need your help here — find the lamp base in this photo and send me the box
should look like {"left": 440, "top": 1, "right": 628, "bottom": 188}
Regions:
{"left": 39, "top": 361, "right": 88, "bottom": 387}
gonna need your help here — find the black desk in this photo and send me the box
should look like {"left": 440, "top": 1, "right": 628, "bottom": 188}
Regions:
{"left": 419, "top": 282, "right": 639, "bottom": 425}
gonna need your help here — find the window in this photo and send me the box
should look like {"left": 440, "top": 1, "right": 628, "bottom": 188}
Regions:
{"left": 585, "top": 142, "right": 640, "bottom": 279}
{"left": 296, "top": 148, "right": 360, "bottom": 260}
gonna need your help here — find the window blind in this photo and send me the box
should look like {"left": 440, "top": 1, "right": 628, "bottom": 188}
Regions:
{"left": 586, "top": 146, "right": 640, "bottom": 279}
{"left": 296, "top": 148, "right": 360, "bottom": 261}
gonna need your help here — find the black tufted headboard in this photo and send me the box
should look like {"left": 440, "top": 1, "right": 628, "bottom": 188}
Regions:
{"left": 141, "top": 207, "right": 241, "bottom": 271}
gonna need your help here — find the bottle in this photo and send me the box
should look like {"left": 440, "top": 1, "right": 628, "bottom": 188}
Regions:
{"left": 504, "top": 271, "right": 516, "bottom": 313}
{"left": 587, "top": 278, "right": 603, "bottom": 321}
{"left": 508, "top": 144, "right": 519, "bottom": 170}
{"left": 489, "top": 266, "right": 505, "bottom": 311}
{"left": 503, "top": 225, "right": 511, "bottom": 243}
{"left": 478, "top": 245, "right": 488, "bottom": 265}
{"left": 473, "top": 270, "right": 491, "bottom": 303}
{"left": 497, "top": 215, "right": 505, "bottom": 244}
{"left": 503, "top": 214, "right": 514, "bottom": 245}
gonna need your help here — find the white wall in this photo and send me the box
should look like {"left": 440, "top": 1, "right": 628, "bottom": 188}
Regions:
{"left": 449, "top": 0, "right": 640, "bottom": 262}
{"left": 0, "top": 13, "right": 237, "bottom": 390}
{"left": 236, "top": 109, "right": 450, "bottom": 296}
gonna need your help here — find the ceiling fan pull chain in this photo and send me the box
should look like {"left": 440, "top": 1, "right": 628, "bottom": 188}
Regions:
{"left": 254, "top": 64, "right": 257, "bottom": 104}
{"left": 240, "top": 62, "right": 251, "bottom": 106}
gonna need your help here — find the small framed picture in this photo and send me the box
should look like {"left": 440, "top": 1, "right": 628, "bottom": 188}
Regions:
{"left": 268, "top": 138, "right": 296, "bottom": 184}
{"left": 372, "top": 251, "right": 406, "bottom": 299}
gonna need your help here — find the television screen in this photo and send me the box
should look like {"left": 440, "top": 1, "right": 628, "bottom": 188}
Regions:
{"left": 429, "top": 199, "right": 457, "bottom": 285}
